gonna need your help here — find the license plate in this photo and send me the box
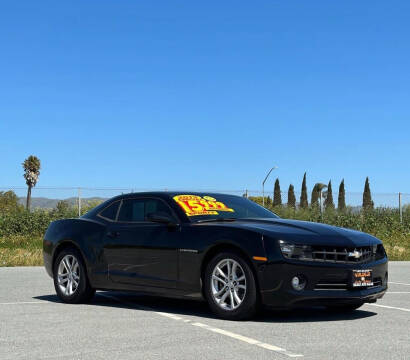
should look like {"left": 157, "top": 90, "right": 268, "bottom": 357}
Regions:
{"left": 352, "top": 269, "right": 373, "bottom": 287}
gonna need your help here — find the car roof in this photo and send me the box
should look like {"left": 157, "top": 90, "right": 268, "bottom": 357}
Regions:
{"left": 82, "top": 191, "right": 243, "bottom": 220}
{"left": 109, "top": 191, "right": 241, "bottom": 201}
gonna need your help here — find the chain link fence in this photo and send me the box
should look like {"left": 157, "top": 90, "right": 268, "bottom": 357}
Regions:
{"left": 1, "top": 186, "right": 410, "bottom": 220}
{"left": 244, "top": 190, "right": 410, "bottom": 208}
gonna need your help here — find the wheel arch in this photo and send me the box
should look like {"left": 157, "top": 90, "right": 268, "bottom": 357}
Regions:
{"left": 200, "top": 243, "right": 261, "bottom": 298}
{"left": 52, "top": 240, "right": 89, "bottom": 279}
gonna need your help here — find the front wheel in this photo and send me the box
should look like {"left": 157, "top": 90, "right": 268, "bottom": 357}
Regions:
{"left": 53, "top": 248, "right": 95, "bottom": 304}
{"left": 204, "top": 252, "right": 258, "bottom": 320}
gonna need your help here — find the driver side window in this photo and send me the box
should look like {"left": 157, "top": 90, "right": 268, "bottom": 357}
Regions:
{"left": 144, "top": 199, "right": 175, "bottom": 220}
{"left": 117, "top": 199, "right": 145, "bottom": 222}
{"left": 116, "top": 198, "right": 175, "bottom": 223}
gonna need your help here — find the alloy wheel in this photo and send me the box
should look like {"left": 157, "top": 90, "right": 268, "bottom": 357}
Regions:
{"left": 57, "top": 255, "right": 80, "bottom": 296}
{"left": 211, "top": 258, "right": 246, "bottom": 310}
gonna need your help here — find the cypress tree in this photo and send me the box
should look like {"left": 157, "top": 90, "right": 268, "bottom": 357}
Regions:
{"left": 362, "top": 177, "right": 374, "bottom": 210}
{"left": 338, "top": 179, "right": 346, "bottom": 211}
{"left": 300, "top": 172, "right": 308, "bottom": 209}
{"left": 324, "top": 180, "right": 335, "bottom": 210}
{"left": 273, "top": 178, "right": 282, "bottom": 207}
{"left": 287, "top": 184, "right": 296, "bottom": 208}
{"left": 311, "top": 184, "right": 320, "bottom": 208}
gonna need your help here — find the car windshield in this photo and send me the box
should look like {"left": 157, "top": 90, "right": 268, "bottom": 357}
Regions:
{"left": 172, "top": 194, "right": 279, "bottom": 222}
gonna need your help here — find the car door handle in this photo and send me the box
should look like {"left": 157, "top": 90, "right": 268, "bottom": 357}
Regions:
{"left": 107, "top": 231, "right": 120, "bottom": 238}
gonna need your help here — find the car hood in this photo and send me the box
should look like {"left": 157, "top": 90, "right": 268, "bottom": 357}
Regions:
{"left": 199, "top": 218, "right": 381, "bottom": 247}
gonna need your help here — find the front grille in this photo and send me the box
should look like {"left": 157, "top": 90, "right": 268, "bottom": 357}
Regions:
{"left": 310, "top": 245, "right": 384, "bottom": 264}
{"left": 315, "top": 281, "right": 349, "bottom": 290}
{"left": 314, "top": 277, "right": 383, "bottom": 291}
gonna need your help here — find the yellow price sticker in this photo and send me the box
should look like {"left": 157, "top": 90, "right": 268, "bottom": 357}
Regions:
{"left": 173, "top": 195, "right": 235, "bottom": 216}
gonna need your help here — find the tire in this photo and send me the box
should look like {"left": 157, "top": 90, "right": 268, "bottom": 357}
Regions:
{"left": 326, "top": 303, "right": 364, "bottom": 313}
{"left": 204, "top": 251, "right": 258, "bottom": 320}
{"left": 53, "top": 247, "right": 95, "bottom": 304}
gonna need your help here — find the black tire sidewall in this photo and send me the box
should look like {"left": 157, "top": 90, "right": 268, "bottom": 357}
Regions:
{"left": 204, "top": 251, "right": 257, "bottom": 320}
{"left": 53, "top": 247, "right": 93, "bottom": 304}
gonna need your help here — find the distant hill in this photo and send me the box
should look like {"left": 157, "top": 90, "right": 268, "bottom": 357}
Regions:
{"left": 17, "top": 197, "right": 108, "bottom": 209}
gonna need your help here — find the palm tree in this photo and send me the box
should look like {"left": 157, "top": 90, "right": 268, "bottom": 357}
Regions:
{"left": 22, "top": 155, "right": 41, "bottom": 211}
{"left": 311, "top": 183, "right": 327, "bottom": 209}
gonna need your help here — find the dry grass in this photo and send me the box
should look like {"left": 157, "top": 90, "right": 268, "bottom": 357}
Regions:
{"left": 0, "top": 225, "right": 408, "bottom": 267}
{"left": 383, "top": 244, "right": 409, "bottom": 261}
{"left": 0, "top": 235, "right": 43, "bottom": 266}
{"left": 0, "top": 248, "right": 43, "bottom": 266}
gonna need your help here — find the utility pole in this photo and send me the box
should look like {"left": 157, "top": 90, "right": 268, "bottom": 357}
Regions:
{"left": 262, "top": 166, "right": 278, "bottom": 207}
{"left": 319, "top": 185, "right": 327, "bottom": 221}
{"left": 399, "top": 192, "right": 402, "bottom": 224}
{"left": 78, "top": 187, "right": 81, "bottom": 217}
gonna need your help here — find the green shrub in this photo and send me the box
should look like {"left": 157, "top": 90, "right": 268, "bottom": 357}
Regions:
{"left": 0, "top": 200, "right": 409, "bottom": 264}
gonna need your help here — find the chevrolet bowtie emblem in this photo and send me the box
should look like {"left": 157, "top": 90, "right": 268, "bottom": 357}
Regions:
{"left": 348, "top": 250, "right": 362, "bottom": 259}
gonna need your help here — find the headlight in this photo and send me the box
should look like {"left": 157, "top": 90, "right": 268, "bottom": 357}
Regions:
{"left": 279, "top": 240, "right": 313, "bottom": 260}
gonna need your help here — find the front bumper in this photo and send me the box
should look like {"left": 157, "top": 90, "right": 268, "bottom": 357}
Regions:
{"left": 258, "top": 258, "right": 388, "bottom": 308}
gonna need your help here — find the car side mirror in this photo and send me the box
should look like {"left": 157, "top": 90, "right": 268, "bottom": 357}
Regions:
{"left": 146, "top": 212, "right": 176, "bottom": 226}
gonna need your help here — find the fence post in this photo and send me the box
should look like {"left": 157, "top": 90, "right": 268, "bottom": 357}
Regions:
{"left": 78, "top": 187, "right": 81, "bottom": 217}
{"left": 399, "top": 192, "right": 402, "bottom": 224}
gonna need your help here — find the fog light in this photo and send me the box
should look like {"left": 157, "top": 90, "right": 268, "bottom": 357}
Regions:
{"left": 291, "top": 276, "right": 306, "bottom": 291}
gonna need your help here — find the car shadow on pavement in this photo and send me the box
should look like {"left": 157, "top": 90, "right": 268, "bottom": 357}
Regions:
{"left": 34, "top": 291, "right": 377, "bottom": 323}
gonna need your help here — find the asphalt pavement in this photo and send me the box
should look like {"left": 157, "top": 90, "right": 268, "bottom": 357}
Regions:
{"left": 0, "top": 262, "right": 409, "bottom": 360}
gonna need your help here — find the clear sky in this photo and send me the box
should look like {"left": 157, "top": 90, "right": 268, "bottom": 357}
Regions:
{"left": 1, "top": 1, "right": 409, "bottom": 197}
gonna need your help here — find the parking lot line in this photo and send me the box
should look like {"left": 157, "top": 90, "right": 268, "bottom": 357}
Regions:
{"left": 386, "top": 292, "right": 410, "bottom": 294}
{"left": 367, "top": 303, "right": 410, "bottom": 312}
{"left": 99, "top": 293, "right": 304, "bottom": 358}
{"left": 389, "top": 282, "right": 410, "bottom": 286}
{"left": 0, "top": 301, "right": 45, "bottom": 305}
{"left": 191, "top": 322, "right": 303, "bottom": 357}
{"left": 155, "top": 311, "right": 183, "bottom": 320}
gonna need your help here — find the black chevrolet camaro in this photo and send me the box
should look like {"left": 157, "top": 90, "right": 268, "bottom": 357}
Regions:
{"left": 43, "top": 192, "right": 388, "bottom": 320}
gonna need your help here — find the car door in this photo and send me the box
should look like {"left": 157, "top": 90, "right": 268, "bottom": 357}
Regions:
{"left": 103, "top": 197, "right": 180, "bottom": 289}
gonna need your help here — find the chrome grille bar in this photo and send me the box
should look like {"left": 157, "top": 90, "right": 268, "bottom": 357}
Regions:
{"left": 311, "top": 246, "right": 374, "bottom": 264}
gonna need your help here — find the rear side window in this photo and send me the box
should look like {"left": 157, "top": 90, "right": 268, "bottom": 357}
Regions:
{"left": 117, "top": 199, "right": 145, "bottom": 222}
{"left": 99, "top": 201, "right": 120, "bottom": 220}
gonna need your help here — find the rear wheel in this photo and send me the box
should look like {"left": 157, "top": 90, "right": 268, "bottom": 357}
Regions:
{"left": 53, "top": 248, "right": 95, "bottom": 304}
{"left": 204, "top": 252, "right": 258, "bottom": 320}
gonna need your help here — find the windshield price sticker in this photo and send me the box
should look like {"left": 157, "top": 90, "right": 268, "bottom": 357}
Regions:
{"left": 173, "top": 195, "right": 235, "bottom": 216}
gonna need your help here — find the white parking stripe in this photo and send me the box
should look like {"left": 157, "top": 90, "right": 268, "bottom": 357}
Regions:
{"left": 192, "top": 322, "right": 303, "bottom": 357}
{"left": 389, "top": 282, "right": 410, "bottom": 286}
{"left": 386, "top": 292, "right": 410, "bottom": 294}
{"left": 155, "top": 312, "right": 183, "bottom": 320}
{"left": 367, "top": 303, "right": 410, "bottom": 312}
{"left": 99, "top": 293, "right": 304, "bottom": 358}
{"left": 0, "top": 301, "right": 45, "bottom": 305}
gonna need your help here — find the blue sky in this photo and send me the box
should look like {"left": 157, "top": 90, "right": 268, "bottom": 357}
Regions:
{"left": 1, "top": 0, "right": 409, "bottom": 198}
